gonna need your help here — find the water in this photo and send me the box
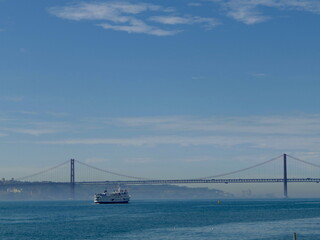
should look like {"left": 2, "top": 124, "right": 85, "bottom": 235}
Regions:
{"left": 1, "top": 199, "right": 320, "bottom": 240}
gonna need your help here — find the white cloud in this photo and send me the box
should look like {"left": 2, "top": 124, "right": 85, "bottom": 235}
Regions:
{"left": 188, "top": 3, "right": 202, "bottom": 7}
{"left": 49, "top": 2, "right": 179, "bottom": 35}
{"left": 149, "top": 15, "right": 219, "bottom": 30}
{"left": 212, "top": 0, "right": 320, "bottom": 24}
{"left": 49, "top": 2, "right": 162, "bottom": 21}
{"left": 48, "top": 0, "right": 320, "bottom": 35}
{"left": 149, "top": 16, "right": 191, "bottom": 25}
{"left": 221, "top": 0, "right": 270, "bottom": 24}
{"left": 98, "top": 21, "right": 179, "bottom": 36}
{"left": 49, "top": 1, "right": 218, "bottom": 35}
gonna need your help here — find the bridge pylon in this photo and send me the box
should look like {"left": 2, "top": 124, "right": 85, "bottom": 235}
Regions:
{"left": 70, "top": 159, "right": 75, "bottom": 200}
{"left": 283, "top": 153, "right": 288, "bottom": 198}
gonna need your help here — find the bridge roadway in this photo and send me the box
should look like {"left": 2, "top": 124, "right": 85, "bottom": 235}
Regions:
{"left": 3, "top": 178, "right": 320, "bottom": 186}
{"left": 77, "top": 178, "right": 320, "bottom": 185}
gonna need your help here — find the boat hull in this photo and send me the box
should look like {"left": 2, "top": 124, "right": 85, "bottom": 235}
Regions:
{"left": 94, "top": 201, "right": 129, "bottom": 204}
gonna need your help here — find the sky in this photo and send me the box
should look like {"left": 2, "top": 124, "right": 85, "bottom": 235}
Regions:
{"left": 1, "top": 0, "right": 320, "bottom": 196}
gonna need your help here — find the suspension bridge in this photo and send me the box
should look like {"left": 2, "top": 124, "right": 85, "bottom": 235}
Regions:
{"left": 2, "top": 154, "right": 320, "bottom": 199}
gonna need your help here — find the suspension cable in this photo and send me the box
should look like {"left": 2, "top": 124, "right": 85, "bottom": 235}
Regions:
{"left": 16, "top": 160, "right": 70, "bottom": 181}
{"left": 286, "top": 154, "right": 320, "bottom": 168}
{"left": 75, "top": 160, "right": 150, "bottom": 180}
{"left": 197, "top": 154, "right": 283, "bottom": 179}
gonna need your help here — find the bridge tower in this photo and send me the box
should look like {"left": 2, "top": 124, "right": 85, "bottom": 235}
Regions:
{"left": 283, "top": 153, "right": 288, "bottom": 198}
{"left": 70, "top": 159, "right": 75, "bottom": 200}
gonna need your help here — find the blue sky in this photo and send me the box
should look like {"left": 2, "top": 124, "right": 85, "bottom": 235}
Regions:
{"left": 1, "top": 0, "right": 320, "bottom": 196}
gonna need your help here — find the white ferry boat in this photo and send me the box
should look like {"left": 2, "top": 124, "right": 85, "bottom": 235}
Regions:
{"left": 94, "top": 188, "right": 130, "bottom": 204}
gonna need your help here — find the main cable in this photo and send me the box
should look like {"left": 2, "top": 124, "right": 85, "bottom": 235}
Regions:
{"left": 197, "top": 154, "right": 283, "bottom": 179}
{"left": 286, "top": 154, "right": 320, "bottom": 168}
{"left": 16, "top": 160, "right": 70, "bottom": 181}
{"left": 75, "top": 160, "right": 150, "bottom": 180}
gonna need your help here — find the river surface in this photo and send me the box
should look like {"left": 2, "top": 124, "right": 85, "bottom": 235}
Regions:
{"left": 1, "top": 199, "right": 320, "bottom": 239}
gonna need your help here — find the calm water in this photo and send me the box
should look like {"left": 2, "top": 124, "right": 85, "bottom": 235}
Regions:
{"left": 1, "top": 199, "right": 320, "bottom": 240}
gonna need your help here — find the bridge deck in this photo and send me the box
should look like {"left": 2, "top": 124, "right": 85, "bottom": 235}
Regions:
{"left": 77, "top": 178, "right": 320, "bottom": 185}
{"left": 3, "top": 178, "right": 320, "bottom": 186}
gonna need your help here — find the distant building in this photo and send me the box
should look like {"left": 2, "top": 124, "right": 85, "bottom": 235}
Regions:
{"left": 7, "top": 187, "right": 22, "bottom": 193}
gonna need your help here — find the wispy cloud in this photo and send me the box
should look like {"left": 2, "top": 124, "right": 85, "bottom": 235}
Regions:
{"left": 38, "top": 135, "right": 320, "bottom": 152}
{"left": 188, "top": 3, "right": 202, "bottom": 7}
{"left": 149, "top": 15, "right": 219, "bottom": 30}
{"left": 49, "top": 2, "right": 163, "bottom": 21}
{"left": 28, "top": 114, "right": 320, "bottom": 153}
{"left": 49, "top": 1, "right": 218, "bottom": 35}
{"left": 5, "top": 128, "right": 58, "bottom": 136}
{"left": 108, "top": 115, "right": 320, "bottom": 135}
{"left": 46, "top": 112, "right": 69, "bottom": 118}
{"left": 14, "top": 111, "right": 38, "bottom": 115}
{"left": 150, "top": 16, "right": 191, "bottom": 25}
{"left": 48, "top": 115, "right": 317, "bottom": 152}
{"left": 49, "top": 0, "right": 320, "bottom": 33}
{"left": 212, "top": 0, "right": 320, "bottom": 24}
{"left": 0, "top": 113, "right": 73, "bottom": 136}
{"left": 250, "top": 72, "right": 267, "bottom": 78}
{"left": 2, "top": 112, "right": 320, "bottom": 153}
{"left": 1, "top": 96, "right": 24, "bottom": 102}
{"left": 98, "top": 21, "right": 178, "bottom": 36}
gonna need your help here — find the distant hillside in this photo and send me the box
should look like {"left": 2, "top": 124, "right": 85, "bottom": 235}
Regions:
{"left": 0, "top": 183, "right": 233, "bottom": 200}
{"left": 125, "top": 185, "right": 234, "bottom": 200}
